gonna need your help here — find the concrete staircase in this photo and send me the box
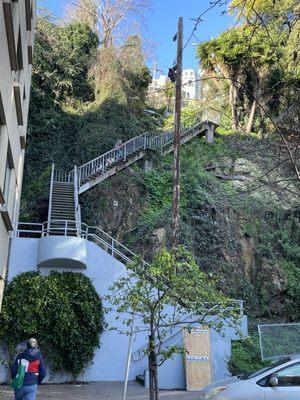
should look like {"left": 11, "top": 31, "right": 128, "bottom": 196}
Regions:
{"left": 136, "top": 371, "right": 147, "bottom": 386}
{"left": 162, "top": 123, "right": 207, "bottom": 155}
{"left": 47, "top": 115, "right": 219, "bottom": 239}
{"left": 76, "top": 119, "right": 216, "bottom": 194}
{"left": 49, "top": 182, "right": 76, "bottom": 235}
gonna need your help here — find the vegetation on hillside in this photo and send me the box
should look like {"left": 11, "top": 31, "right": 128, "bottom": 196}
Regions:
{"left": 20, "top": 1, "right": 300, "bottom": 376}
{"left": 22, "top": 9, "right": 155, "bottom": 221}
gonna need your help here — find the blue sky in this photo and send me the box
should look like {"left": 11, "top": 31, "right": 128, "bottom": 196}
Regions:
{"left": 43, "top": 0, "right": 234, "bottom": 73}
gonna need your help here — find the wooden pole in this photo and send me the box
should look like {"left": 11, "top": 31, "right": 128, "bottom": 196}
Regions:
{"left": 172, "top": 17, "right": 183, "bottom": 248}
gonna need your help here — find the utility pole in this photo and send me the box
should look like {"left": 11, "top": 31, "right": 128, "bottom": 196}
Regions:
{"left": 172, "top": 17, "right": 183, "bottom": 248}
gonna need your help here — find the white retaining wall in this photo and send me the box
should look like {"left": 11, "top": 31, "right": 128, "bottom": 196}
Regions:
{"left": 0, "top": 236, "right": 247, "bottom": 388}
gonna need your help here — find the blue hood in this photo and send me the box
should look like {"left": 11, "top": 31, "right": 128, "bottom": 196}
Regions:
{"left": 12, "top": 348, "right": 46, "bottom": 386}
{"left": 20, "top": 348, "right": 42, "bottom": 361}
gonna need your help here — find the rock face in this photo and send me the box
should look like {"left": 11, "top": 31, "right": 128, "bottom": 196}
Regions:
{"left": 80, "top": 135, "right": 299, "bottom": 322}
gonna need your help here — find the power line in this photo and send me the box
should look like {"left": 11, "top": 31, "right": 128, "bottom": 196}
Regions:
{"left": 171, "top": 0, "right": 229, "bottom": 68}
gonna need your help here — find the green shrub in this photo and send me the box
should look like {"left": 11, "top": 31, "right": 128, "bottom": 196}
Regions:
{"left": 228, "top": 335, "right": 270, "bottom": 376}
{"left": 0, "top": 271, "right": 104, "bottom": 380}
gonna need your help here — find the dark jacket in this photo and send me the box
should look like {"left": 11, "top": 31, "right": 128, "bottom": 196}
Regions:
{"left": 12, "top": 348, "right": 46, "bottom": 386}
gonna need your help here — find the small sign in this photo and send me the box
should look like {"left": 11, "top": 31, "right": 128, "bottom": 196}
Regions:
{"left": 186, "top": 355, "right": 209, "bottom": 361}
{"left": 193, "top": 328, "right": 209, "bottom": 334}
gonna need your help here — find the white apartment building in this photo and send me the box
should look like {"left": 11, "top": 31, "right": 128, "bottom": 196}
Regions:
{"left": 182, "top": 68, "right": 200, "bottom": 101}
{"left": 0, "top": 0, "right": 36, "bottom": 309}
{"left": 149, "top": 69, "right": 200, "bottom": 101}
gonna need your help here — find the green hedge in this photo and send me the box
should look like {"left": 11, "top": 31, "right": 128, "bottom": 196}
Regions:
{"left": 0, "top": 271, "right": 104, "bottom": 379}
{"left": 228, "top": 335, "right": 270, "bottom": 376}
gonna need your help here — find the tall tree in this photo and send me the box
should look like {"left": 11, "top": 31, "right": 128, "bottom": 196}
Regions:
{"left": 66, "top": 0, "right": 150, "bottom": 47}
{"left": 198, "top": 26, "right": 276, "bottom": 132}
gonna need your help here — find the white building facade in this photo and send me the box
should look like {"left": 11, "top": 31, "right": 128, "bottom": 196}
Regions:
{"left": 0, "top": 0, "right": 36, "bottom": 309}
{"left": 149, "top": 68, "right": 201, "bottom": 102}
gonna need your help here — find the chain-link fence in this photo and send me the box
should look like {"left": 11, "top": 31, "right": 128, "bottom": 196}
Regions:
{"left": 258, "top": 323, "right": 300, "bottom": 361}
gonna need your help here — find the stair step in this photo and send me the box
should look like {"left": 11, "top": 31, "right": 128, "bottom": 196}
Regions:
{"left": 52, "top": 198, "right": 74, "bottom": 201}
{"left": 52, "top": 196, "right": 74, "bottom": 199}
{"left": 52, "top": 192, "right": 74, "bottom": 196}
{"left": 51, "top": 206, "right": 74, "bottom": 209}
{"left": 51, "top": 212, "right": 75, "bottom": 215}
{"left": 51, "top": 215, "right": 75, "bottom": 217}
{"left": 52, "top": 208, "right": 75, "bottom": 211}
{"left": 53, "top": 188, "right": 74, "bottom": 191}
{"left": 52, "top": 203, "right": 74, "bottom": 206}
{"left": 53, "top": 189, "right": 73, "bottom": 192}
{"left": 136, "top": 375, "right": 145, "bottom": 386}
{"left": 51, "top": 211, "right": 75, "bottom": 214}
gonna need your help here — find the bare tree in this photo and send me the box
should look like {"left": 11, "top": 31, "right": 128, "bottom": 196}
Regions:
{"left": 65, "top": 0, "right": 98, "bottom": 31}
{"left": 65, "top": 0, "right": 150, "bottom": 47}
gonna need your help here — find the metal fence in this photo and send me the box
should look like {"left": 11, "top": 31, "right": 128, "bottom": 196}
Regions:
{"left": 258, "top": 323, "right": 300, "bottom": 361}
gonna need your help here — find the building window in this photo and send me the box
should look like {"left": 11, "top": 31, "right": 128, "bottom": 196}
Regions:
{"left": 3, "top": 2, "right": 18, "bottom": 71}
{"left": 17, "top": 28, "right": 23, "bottom": 70}
{"left": 3, "top": 147, "right": 14, "bottom": 203}
{"left": 0, "top": 92, "right": 6, "bottom": 125}
{"left": 25, "top": 0, "right": 32, "bottom": 31}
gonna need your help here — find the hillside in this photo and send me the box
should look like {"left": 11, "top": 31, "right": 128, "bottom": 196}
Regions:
{"left": 21, "top": 5, "right": 300, "bottom": 332}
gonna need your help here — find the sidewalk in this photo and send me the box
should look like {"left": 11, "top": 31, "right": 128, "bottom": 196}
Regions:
{"left": 0, "top": 381, "right": 203, "bottom": 400}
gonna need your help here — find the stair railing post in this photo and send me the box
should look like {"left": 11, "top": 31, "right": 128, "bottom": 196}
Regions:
{"left": 47, "top": 163, "right": 55, "bottom": 235}
{"left": 111, "top": 239, "right": 115, "bottom": 257}
{"left": 73, "top": 165, "right": 81, "bottom": 236}
{"left": 78, "top": 167, "right": 81, "bottom": 188}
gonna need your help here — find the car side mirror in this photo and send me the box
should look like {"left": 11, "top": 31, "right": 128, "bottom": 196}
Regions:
{"left": 269, "top": 376, "right": 279, "bottom": 387}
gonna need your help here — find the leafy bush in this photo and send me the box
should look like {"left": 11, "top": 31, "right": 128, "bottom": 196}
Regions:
{"left": 0, "top": 272, "right": 104, "bottom": 380}
{"left": 228, "top": 335, "right": 270, "bottom": 376}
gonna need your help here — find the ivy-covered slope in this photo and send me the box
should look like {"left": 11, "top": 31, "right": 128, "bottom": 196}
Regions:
{"left": 21, "top": 16, "right": 155, "bottom": 221}
{"left": 81, "top": 132, "right": 299, "bottom": 323}
{"left": 21, "top": 14, "right": 300, "bottom": 326}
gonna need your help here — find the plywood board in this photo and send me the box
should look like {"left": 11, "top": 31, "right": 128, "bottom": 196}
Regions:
{"left": 184, "top": 326, "right": 212, "bottom": 391}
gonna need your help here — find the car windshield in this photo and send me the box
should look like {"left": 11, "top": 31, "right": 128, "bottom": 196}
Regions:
{"left": 244, "top": 358, "right": 292, "bottom": 379}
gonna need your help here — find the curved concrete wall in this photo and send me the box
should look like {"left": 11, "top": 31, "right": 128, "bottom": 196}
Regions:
{"left": 38, "top": 236, "right": 88, "bottom": 269}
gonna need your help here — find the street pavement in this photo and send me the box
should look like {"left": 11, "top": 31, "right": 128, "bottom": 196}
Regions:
{"left": 0, "top": 381, "right": 203, "bottom": 400}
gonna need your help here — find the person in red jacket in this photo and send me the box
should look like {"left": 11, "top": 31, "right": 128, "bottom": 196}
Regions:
{"left": 11, "top": 338, "right": 46, "bottom": 400}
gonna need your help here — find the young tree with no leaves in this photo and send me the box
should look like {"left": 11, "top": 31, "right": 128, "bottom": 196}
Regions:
{"left": 106, "top": 247, "right": 241, "bottom": 400}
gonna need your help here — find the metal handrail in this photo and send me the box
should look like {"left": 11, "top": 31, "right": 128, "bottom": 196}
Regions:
{"left": 47, "top": 164, "right": 55, "bottom": 232}
{"left": 15, "top": 219, "right": 146, "bottom": 267}
{"left": 51, "top": 112, "right": 219, "bottom": 187}
{"left": 73, "top": 165, "right": 81, "bottom": 234}
{"left": 76, "top": 131, "right": 152, "bottom": 186}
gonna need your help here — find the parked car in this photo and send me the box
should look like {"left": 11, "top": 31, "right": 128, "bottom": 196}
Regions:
{"left": 202, "top": 355, "right": 300, "bottom": 399}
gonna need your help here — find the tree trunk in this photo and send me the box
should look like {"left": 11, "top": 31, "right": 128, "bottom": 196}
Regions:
{"left": 153, "top": 344, "right": 159, "bottom": 400}
{"left": 246, "top": 98, "right": 257, "bottom": 134}
{"left": 230, "top": 83, "right": 239, "bottom": 130}
{"left": 148, "top": 327, "right": 159, "bottom": 400}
